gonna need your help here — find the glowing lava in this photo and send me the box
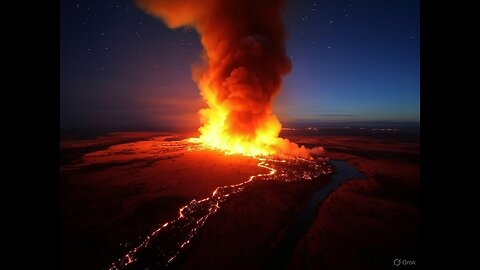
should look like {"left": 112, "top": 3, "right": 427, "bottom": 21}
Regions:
{"left": 108, "top": 139, "right": 334, "bottom": 269}
{"left": 194, "top": 81, "right": 285, "bottom": 156}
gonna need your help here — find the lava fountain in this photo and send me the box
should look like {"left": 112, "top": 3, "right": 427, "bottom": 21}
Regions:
{"left": 136, "top": 0, "right": 313, "bottom": 157}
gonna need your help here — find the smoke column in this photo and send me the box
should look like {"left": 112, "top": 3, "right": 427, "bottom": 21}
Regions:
{"left": 137, "top": 0, "right": 315, "bottom": 157}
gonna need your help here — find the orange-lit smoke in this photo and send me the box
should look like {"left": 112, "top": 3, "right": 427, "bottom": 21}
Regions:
{"left": 136, "top": 0, "right": 315, "bottom": 157}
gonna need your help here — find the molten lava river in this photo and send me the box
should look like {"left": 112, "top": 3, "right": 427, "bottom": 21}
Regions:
{"left": 107, "top": 138, "right": 334, "bottom": 269}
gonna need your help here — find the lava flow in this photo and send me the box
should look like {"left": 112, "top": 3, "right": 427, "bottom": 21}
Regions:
{"left": 108, "top": 139, "right": 334, "bottom": 269}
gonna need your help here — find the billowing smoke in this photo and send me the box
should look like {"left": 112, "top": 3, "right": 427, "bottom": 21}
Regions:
{"left": 137, "top": 0, "right": 314, "bottom": 158}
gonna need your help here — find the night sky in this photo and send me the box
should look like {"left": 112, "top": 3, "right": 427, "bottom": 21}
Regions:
{"left": 60, "top": 0, "right": 419, "bottom": 132}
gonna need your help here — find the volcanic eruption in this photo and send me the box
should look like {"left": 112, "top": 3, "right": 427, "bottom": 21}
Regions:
{"left": 136, "top": 0, "right": 314, "bottom": 157}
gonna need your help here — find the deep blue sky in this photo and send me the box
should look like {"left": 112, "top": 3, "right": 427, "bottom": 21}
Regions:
{"left": 60, "top": 0, "right": 419, "bottom": 131}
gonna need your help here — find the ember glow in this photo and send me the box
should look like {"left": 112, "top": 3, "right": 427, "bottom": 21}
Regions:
{"left": 136, "top": 0, "right": 311, "bottom": 157}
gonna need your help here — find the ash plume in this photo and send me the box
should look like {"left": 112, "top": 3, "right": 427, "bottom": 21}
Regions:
{"left": 136, "top": 0, "right": 313, "bottom": 157}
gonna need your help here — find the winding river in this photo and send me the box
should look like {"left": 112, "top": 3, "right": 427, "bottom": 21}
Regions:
{"left": 266, "top": 160, "right": 367, "bottom": 268}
